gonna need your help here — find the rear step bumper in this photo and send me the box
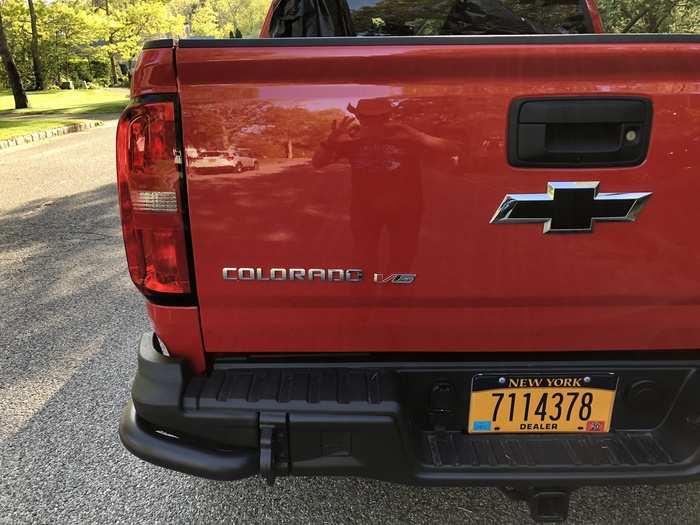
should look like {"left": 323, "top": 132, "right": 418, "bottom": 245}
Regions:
{"left": 119, "top": 401, "right": 259, "bottom": 480}
{"left": 120, "top": 333, "right": 700, "bottom": 488}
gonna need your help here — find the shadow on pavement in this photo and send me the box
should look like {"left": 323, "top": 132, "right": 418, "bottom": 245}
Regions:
{"left": 0, "top": 182, "right": 147, "bottom": 398}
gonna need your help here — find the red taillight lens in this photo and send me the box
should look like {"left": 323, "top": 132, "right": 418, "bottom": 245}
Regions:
{"left": 116, "top": 101, "right": 192, "bottom": 298}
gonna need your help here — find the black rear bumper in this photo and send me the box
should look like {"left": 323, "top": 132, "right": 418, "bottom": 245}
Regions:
{"left": 120, "top": 333, "right": 700, "bottom": 488}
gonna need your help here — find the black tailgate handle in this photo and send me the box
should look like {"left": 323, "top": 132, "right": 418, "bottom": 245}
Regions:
{"left": 508, "top": 98, "right": 652, "bottom": 168}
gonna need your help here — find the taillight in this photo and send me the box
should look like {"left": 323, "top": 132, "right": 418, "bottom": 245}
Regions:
{"left": 116, "top": 100, "right": 193, "bottom": 300}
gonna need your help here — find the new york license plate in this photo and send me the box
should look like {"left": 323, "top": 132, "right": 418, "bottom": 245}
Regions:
{"left": 468, "top": 374, "right": 617, "bottom": 434}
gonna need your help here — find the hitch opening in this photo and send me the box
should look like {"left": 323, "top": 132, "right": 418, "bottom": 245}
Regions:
{"left": 501, "top": 486, "right": 572, "bottom": 523}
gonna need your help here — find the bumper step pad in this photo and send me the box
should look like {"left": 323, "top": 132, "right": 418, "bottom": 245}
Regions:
{"left": 423, "top": 431, "right": 674, "bottom": 468}
{"left": 184, "top": 367, "right": 389, "bottom": 409}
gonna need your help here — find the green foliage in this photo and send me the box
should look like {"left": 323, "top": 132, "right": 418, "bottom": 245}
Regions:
{"left": 0, "top": 0, "right": 187, "bottom": 89}
{"left": 0, "top": 0, "right": 271, "bottom": 89}
{"left": 189, "top": 0, "right": 269, "bottom": 37}
{"left": 102, "top": 0, "right": 184, "bottom": 62}
{"left": 597, "top": 0, "right": 700, "bottom": 33}
{"left": 1, "top": 0, "right": 108, "bottom": 87}
{"left": 1, "top": 0, "right": 698, "bottom": 92}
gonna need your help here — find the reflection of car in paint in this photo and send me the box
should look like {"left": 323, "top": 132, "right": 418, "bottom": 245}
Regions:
{"left": 116, "top": 0, "right": 700, "bottom": 521}
{"left": 188, "top": 149, "right": 258, "bottom": 172}
{"left": 233, "top": 149, "right": 258, "bottom": 172}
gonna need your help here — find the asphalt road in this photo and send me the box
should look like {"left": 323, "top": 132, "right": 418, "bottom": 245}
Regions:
{"left": 1, "top": 124, "right": 699, "bottom": 525}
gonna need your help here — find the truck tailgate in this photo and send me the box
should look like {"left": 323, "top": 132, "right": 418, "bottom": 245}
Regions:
{"left": 176, "top": 37, "right": 700, "bottom": 354}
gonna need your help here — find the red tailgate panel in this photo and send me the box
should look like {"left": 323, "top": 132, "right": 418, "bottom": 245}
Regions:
{"left": 177, "top": 42, "right": 700, "bottom": 354}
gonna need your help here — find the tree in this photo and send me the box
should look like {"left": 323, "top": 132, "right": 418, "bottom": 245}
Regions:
{"left": 238, "top": 105, "right": 345, "bottom": 159}
{"left": 0, "top": 3, "right": 28, "bottom": 108}
{"left": 99, "top": 0, "right": 184, "bottom": 84}
{"left": 596, "top": 0, "right": 700, "bottom": 33}
{"left": 37, "top": 1, "right": 106, "bottom": 85}
{"left": 189, "top": 0, "right": 268, "bottom": 37}
{"left": 26, "top": 0, "right": 42, "bottom": 89}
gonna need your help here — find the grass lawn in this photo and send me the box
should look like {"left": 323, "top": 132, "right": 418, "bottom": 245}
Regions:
{"left": 0, "top": 87, "right": 128, "bottom": 141}
{"left": 0, "top": 87, "right": 129, "bottom": 116}
{"left": 0, "top": 119, "right": 90, "bottom": 140}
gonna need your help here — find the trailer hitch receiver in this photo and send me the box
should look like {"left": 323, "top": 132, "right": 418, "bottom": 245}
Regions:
{"left": 501, "top": 486, "right": 572, "bottom": 523}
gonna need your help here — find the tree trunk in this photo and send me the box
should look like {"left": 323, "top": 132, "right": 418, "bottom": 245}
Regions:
{"left": 622, "top": 0, "right": 682, "bottom": 33}
{"left": 0, "top": 9, "right": 29, "bottom": 109}
{"left": 286, "top": 138, "right": 293, "bottom": 159}
{"left": 109, "top": 53, "right": 118, "bottom": 86}
{"left": 622, "top": 5, "right": 652, "bottom": 32}
{"left": 27, "top": 0, "right": 44, "bottom": 90}
{"left": 106, "top": 0, "right": 117, "bottom": 85}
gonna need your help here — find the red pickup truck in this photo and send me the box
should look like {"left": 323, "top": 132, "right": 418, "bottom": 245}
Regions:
{"left": 116, "top": 0, "right": 700, "bottom": 521}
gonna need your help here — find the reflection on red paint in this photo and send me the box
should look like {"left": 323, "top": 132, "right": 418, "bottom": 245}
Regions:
{"left": 168, "top": 42, "right": 700, "bottom": 356}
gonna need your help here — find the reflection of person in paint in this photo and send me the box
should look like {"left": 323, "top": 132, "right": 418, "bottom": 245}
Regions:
{"left": 312, "top": 98, "right": 461, "bottom": 271}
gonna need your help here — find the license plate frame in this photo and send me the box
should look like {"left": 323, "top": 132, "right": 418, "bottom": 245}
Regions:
{"left": 468, "top": 373, "right": 618, "bottom": 434}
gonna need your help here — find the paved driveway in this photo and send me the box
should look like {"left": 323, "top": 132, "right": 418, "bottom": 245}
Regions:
{"left": 1, "top": 125, "right": 699, "bottom": 524}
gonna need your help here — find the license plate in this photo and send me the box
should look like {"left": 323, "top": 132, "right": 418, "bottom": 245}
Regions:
{"left": 468, "top": 374, "right": 617, "bottom": 434}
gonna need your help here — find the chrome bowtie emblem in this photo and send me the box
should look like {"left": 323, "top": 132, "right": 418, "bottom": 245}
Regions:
{"left": 490, "top": 181, "right": 651, "bottom": 233}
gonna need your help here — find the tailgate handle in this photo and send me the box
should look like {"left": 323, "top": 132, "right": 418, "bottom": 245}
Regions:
{"left": 508, "top": 98, "right": 652, "bottom": 168}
